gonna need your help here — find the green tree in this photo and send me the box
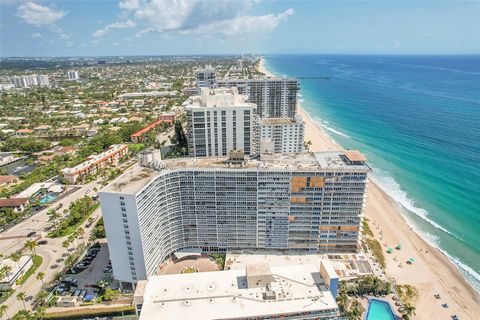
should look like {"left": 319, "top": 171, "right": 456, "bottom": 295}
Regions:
{"left": 0, "top": 305, "right": 8, "bottom": 319}
{"left": 9, "top": 251, "right": 23, "bottom": 269}
{"left": 24, "top": 239, "right": 38, "bottom": 255}
{"left": 402, "top": 303, "right": 416, "bottom": 320}
{"left": 36, "top": 271, "right": 45, "bottom": 285}
{"left": 16, "top": 291, "right": 27, "bottom": 311}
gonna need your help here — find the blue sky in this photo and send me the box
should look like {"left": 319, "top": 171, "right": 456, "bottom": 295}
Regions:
{"left": 1, "top": 0, "right": 479, "bottom": 57}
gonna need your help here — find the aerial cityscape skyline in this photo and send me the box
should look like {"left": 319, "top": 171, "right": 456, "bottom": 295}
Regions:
{"left": 0, "top": 1, "right": 479, "bottom": 319}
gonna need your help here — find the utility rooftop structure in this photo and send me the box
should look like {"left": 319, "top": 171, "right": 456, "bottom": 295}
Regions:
{"left": 100, "top": 150, "right": 369, "bottom": 287}
{"left": 185, "top": 87, "right": 257, "bottom": 157}
{"left": 134, "top": 264, "right": 339, "bottom": 320}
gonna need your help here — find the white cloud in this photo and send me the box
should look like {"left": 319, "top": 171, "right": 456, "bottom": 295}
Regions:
{"left": 122, "top": 0, "right": 292, "bottom": 38}
{"left": 60, "top": 33, "right": 71, "bottom": 40}
{"left": 119, "top": 0, "right": 140, "bottom": 11}
{"left": 31, "top": 32, "right": 42, "bottom": 38}
{"left": 93, "top": 19, "right": 136, "bottom": 38}
{"left": 187, "top": 8, "right": 294, "bottom": 38}
{"left": 17, "top": 2, "right": 66, "bottom": 27}
{"left": 135, "top": 27, "right": 155, "bottom": 38}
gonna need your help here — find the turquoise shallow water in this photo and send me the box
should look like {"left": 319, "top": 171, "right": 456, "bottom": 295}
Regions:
{"left": 264, "top": 55, "right": 480, "bottom": 292}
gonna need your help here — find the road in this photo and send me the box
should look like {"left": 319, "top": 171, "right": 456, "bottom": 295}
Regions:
{"left": 0, "top": 179, "right": 103, "bottom": 319}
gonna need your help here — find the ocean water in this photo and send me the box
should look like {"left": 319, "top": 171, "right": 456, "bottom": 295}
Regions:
{"left": 264, "top": 54, "right": 480, "bottom": 292}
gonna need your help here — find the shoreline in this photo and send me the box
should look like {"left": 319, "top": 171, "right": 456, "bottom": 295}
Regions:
{"left": 258, "top": 57, "right": 480, "bottom": 319}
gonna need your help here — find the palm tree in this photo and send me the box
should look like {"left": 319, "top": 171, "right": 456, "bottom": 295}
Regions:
{"left": 98, "top": 280, "right": 109, "bottom": 294}
{"left": 36, "top": 271, "right": 45, "bottom": 284}
{"left": 402, "top": 303, "right": 416, "bottom": 320}
{"left": 17, "top": 291, "right": 27, "bottom": 311}
{"left": 47, "top": 209, "right": 61, "bottom": 227}
{"left": 347, "top": 300, "right": 363, "bottom": 320}
{"left": 0, "top": 305, "right": 8, "bottom": 319}
{"left": 9, "top": 252, "right": 22, "bottom": 269}
{"left": 77, "top": 227, "right": 85, "bottom": 244}
{"left": 34, "top": 306, "right": 46, "bottom": 319}
{"left": 0, "top": 265, "right": 12, "bottom": 281}
{"left": 52, "top": 271, "right": 63, "bottom": 283}
{"left": 24, "top": 239, "right": 38, "bottom": 255}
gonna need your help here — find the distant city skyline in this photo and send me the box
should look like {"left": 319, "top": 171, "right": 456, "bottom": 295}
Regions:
{"left": 1, "top": 0, "right": 479, "bottom": 57}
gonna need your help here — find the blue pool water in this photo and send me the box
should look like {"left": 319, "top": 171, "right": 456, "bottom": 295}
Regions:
{"left": 365, "top": 299, "right": 396, "bottom": 320}
{"left": 39, "top": 193, "right": 58, "bottom": 204}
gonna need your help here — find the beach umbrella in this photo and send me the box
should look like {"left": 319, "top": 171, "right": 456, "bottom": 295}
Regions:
{"left": 396, "top": 244, "right": 402, "bottom": 250}
{"left": 386, "top": 248, "right": 393, "bottom": 253}
{"left": 407, "top": 258, "right": 415, "bottom": 264}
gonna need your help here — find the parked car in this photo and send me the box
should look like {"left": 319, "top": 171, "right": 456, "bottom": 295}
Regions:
{"left": 38, "top": 240, "right": 48, "bottom": 245}
{"left": 27, "top": 231, "right": 36, "bottom": 237}
{"left": 50, "top": 264, "right": 59, "bottom": 269}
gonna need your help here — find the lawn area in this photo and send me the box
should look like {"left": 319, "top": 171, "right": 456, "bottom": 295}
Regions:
{"left": 16, "top": 254, "right": 43, "bottom": 285}
{"left": 181, "top": 266, "right": 199, "bottom": 274}
{"left": 366, "top": 238, "right": 386, "bottom": 269}
{"left": 48, "top": 199, "right": 99, "bottom": 238}
{"left": 42, "top": 305, "right": 135, "bottom": 319}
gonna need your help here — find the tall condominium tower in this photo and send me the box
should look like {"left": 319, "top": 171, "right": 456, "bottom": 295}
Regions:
{"left": 185, "top": 87, "right": 257, "bottom": 157}
{"left": 67, "top": 70, "right": 80, "bottom": 80}
{"left": 217, "top": 78, "right": 300, "bottom": 119}
{"left": 35, "top": 75, "right": 50, "bottom": 86}
{"left": 195, "top": 65, "right": 216, "bottom": 90}
{"left": 258, "top": 114, "right": 305, "bottom": 154}
{"left": 99, "top": 150, "right": 369, "bottom": 287}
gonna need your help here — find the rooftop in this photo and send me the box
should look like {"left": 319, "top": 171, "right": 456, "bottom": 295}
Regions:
{"left": 0, "top": 197, "right": 29, "bottom": 207}
{"left": 61, "top": 144, "right": 128, "bottom": 175}
{"left": 187, "top": 87, "right": 254, "bottom": 109}
{"left": 259, "top": 117, "right": 297, "bottom": 126}
{"left": 102, "top": 150, "right": 369, "bottom": 195}
{"left": 138, "top": 264, "right": 338, "bottom": 320}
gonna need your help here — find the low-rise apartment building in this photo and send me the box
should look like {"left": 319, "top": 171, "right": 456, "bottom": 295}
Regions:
{"left": 61, "top": 144, "right": 128, "bottom": 183}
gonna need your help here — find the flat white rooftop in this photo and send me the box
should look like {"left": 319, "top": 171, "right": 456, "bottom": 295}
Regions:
{"left": 139, "top": 264, "right": 338, "bottom": 320}
{"left": 102, "top": 150, "right": 369, "bottom": 195}
{"left": 187, "top": 87, "right": 254, "bottom": 109}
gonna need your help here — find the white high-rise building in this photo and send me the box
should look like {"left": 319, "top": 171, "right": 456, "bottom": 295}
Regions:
{"left": 11, "top": 75, "right": 49, "bottom": 88}
{"left": 99, "top": 150, "right": 369, "bottom": 286}
{"left": 67, "top": 70, "right": 80, "bottom": 81}
{"left": 217, "top": 78, "right": 300, "bottom": 119}
{"left": 35, "top": 75, "right": 49, "bottom": 86}
{"left": 11, "top": 76, "right": 26, "bottom": 88}
{"left": 258, "top": 114, "right": 305, "bottom": 154}
{"left": 186, "top": 87, "right": 257, "bottom": 157}
{"left": 195, "top": 65, "right": 216, "bottom": 90}
{"left": 23, "top": 75, "right": 38, "bottom": 87}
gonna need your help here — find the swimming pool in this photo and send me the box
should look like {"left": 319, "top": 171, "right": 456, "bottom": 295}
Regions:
{"left": 39, "top": 193, "right": 58, "bottom": 204}
{"left": 365, "top": 298, "right": 396, "bottom": 320}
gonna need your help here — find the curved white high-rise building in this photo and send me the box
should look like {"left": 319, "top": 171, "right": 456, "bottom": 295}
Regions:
{"left": 100, "top": 150, "right": 369, "bottom": 287}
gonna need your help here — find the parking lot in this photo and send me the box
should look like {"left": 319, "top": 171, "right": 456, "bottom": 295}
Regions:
{"left": 53, "top": 239, "right": 115, "bottom": 301}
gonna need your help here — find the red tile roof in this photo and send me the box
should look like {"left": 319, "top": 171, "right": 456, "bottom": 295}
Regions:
{"left": 0, "top": 198, "right": 29, "bottom": 207}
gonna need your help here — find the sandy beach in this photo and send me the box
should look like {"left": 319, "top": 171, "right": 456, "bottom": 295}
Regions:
{"left": 300, "top": 86, "right": 480, "bottom": 320}
{"left": 258, "top": 57, "right": 480, "bottom": 319}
